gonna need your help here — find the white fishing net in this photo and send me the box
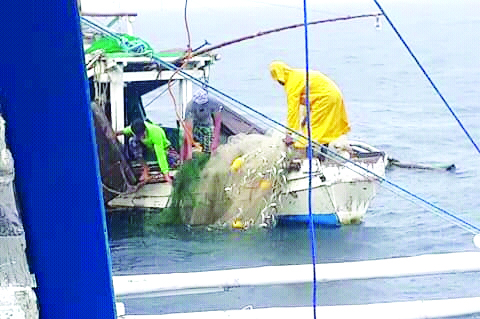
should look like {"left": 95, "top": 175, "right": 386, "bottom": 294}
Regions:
{"left": 182, "top": 133, "right": 292, "bottom": 228}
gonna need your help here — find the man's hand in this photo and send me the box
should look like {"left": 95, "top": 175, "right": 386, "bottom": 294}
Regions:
{"left": 284, "top": 134, "right": 294, "bottom": 146}
{"left": 163, "top": 173, "right": 173, "bottom": 184}
{"left": 301, "top": 117, "right": 307, "bottom": 128}
{"left": 139, "top": 172, "right": 151, "bottom": 183}
{"left": 139, "top": 163, "right": 150, "bottom": 183}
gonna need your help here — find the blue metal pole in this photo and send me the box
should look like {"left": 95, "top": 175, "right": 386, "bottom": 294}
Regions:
{"left": 0, "top": 1, "right": 116, "bottom": 318}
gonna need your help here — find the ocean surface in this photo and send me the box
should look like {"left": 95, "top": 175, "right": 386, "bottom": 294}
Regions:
{"left": 106, "top": 0, "right": 480, "bottom": 317}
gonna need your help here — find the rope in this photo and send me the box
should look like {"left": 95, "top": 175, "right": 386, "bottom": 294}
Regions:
{"left": 373, "top": 0, "right": 480, "bottom": 155}
{"left": 144, "top": 83, "right": 177, "bottom": 108}
{"left": 102, "top": 182, "right": 134, "bottom": 195}
{"left": 302, "top": 0, "right": 317, "bottom": 317}
{"left": 184, "top": 0, "right": 192, "bottom": 52}
{"left": 165, "top": 0, "right": 194, "bottom": 146}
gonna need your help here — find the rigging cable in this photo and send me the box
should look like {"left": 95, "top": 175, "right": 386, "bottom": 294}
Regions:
{"left": 373, "top": 0, "right": 480, "bottom": 155}
{"left": 143, "top": 82, "right": 177, "bottom": 108}
{"left": 302, "top": 0, "right": 317, "bottom": 317}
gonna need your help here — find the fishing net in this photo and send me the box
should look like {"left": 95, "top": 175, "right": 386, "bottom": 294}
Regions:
{"left": 150, "top": 152, "right": 211, "bottom": 225}
{"left": 165, "top": 133, "right": 292, "bottom": 228}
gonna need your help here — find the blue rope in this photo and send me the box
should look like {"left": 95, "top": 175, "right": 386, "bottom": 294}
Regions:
{"left": 302, "top": 0, "right": 317, "bottom": 317}
{"left": 83, "top": 16, "right": 480, "bottom": 235}
{"left": 382, "top": 176, "right": 480, "bottom": 233}
{"left": 373, "top": 0, "right": 480, "bottom": 155}
{"left": 81, "top": 17, "right": 122, "bottom": 40}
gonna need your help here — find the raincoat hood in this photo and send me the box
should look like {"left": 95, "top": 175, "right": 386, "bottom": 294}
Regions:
{"left": 269, "top": 61, "right": 291, "bottom": 85}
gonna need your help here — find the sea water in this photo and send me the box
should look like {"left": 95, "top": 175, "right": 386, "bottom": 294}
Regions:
{"left": 106, "top": 0, "right": 480, "bottom": 316}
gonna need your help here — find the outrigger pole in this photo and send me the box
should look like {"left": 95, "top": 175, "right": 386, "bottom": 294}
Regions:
{"left": 173, "top": 13, "right": 383, "bottom": 64}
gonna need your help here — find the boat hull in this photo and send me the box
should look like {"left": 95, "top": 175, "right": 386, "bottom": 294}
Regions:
{"left": 275, "top": 142, "right": 386, "bottom": 227}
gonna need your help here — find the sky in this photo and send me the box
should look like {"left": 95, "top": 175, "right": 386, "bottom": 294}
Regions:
{"left": 80, "top": 0, "right": 402, "bottom": 13}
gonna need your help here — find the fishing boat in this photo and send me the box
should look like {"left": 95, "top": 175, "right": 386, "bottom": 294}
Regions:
{"left": 82, "top": 13, "right": 387, "bottom": 227}
{"left": 278, "top": 141, "right": 386, "bottom": 226}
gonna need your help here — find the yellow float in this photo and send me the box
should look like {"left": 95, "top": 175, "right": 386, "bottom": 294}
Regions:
{"left": 232, "top": 218, "right": 244, "bottom": 229}
{"left": 259, "top": 179, "right": 272, "bottom": 190}
{"left": 230, "top": 156, "right": 244, "bottom": 172}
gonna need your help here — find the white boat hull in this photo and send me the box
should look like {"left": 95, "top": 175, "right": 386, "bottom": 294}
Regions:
{"left": 276, "top": 142, "right": 386, "bottom": 226}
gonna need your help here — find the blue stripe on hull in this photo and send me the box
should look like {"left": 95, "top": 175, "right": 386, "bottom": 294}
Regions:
{"left": 276, "top": 214, "right": 341, "bottom": 227}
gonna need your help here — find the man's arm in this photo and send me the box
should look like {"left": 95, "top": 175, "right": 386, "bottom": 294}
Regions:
{"left": 153, "top": 144, "right": 172, "bottom": 183}
{"left": 180, "top": 119, "right": 193, "bottom": 161}
{"left": 115, "top": 126, "right": 133, "bottom": 137}
{"left": 211, "top": 112, "right": 221, "bottom": 154}
{"left": 138, "top": 158, "right": 150, "bottom": 182}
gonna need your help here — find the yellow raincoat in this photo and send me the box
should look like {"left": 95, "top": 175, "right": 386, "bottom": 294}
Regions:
{"left": 270, "top": 61, "right": 350, "bottom": 147}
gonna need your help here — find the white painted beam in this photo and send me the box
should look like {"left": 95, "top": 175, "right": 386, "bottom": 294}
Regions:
{"left": 90, "top": 70, "right": 205, "bottom": 82}
{"left": 122, "top": 70, "right": 204, "bottom": 82}
{"left": 178, "top": 79, "right": 193, "bottom": 119}
{"left": 113, "top": 252, "right": 480, "bottom": 298}
{"left": 110, "top": 65, "right": 124, "bottom": 143}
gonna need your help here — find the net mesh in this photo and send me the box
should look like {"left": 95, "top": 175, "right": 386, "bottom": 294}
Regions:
{"left": 163, "top": 133, "right": 292, "bottom": 228}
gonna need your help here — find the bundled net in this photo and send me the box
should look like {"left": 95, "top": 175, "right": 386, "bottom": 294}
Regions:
{"left": 167, "top": 133, "right": 292, "bottom": 228}
{"left": 154, "top": 152, "right": 211, "bottom": 225}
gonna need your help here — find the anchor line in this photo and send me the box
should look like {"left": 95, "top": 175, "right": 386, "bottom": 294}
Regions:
{"left": 81, "top": 16, "right": 480, "bottom": 235}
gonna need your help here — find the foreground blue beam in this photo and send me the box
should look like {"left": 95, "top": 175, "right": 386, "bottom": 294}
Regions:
{"left": 0, "top": 1, "right": 116, "bottom": 318}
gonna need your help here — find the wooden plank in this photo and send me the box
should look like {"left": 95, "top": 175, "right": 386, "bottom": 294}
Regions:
{"left": 108, "top": 196, "right": 169, "bottom": 209}
{"left": 108, "top": 183, "right": 172, "bottom": 208}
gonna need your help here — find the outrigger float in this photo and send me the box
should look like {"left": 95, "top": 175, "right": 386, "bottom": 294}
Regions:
{"left": 83, "top": 14, "right": 387, "bottom": 227}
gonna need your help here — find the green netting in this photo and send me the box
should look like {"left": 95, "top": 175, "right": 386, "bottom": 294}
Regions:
{"left": 147, "top": 153, "right": 211, "bottom": 226}
{"left": 85, "top": 34, "right": 153, "bottom": 54}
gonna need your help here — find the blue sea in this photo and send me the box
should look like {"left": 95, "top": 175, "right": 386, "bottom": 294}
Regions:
{"left": 106, "top": 0, "right": 480, "bottom": 317}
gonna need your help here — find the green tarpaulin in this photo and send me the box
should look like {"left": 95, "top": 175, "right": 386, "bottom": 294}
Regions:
{"left": 86, "top": 34, "right": 153, "bottom": 55}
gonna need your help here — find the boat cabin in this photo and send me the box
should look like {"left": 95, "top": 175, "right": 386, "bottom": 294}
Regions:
{"left": 82, "top": 15, "right": 265, "bottom": 210}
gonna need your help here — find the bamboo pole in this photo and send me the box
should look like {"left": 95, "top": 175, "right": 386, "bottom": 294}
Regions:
{"left": 173, "top": 13, "right": 383, "bottom": 64}
{"left": 113, "top": 251, "right": 480, "bottom": 298}
{"left": 122, "top": 297, "right": 480, "bottom": 319}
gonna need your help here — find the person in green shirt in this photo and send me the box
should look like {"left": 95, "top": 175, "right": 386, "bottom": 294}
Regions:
{"left": 116, "top": 119, "right": 173, "bottom": 183}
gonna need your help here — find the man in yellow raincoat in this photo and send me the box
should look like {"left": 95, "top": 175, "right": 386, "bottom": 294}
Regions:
{"left": 269, "top": 61, "right": 351, "bottom": 150}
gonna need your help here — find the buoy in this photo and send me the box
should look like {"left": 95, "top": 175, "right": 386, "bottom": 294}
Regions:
{"left": 474, "top": 234, "right": 480, "bottom": 249}
{"left": 230, "top": 156, "right": 244, "bottom": 172}
{"left": 259, "top": 179, "right": 271, "bottom": 190}
{"left": 232, "top": 218, "right": 244, "bottom": 229}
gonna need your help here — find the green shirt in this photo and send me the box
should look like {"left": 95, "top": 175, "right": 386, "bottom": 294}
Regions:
{"left": 123, "top": 122, "right": 171, "bottom": 173}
